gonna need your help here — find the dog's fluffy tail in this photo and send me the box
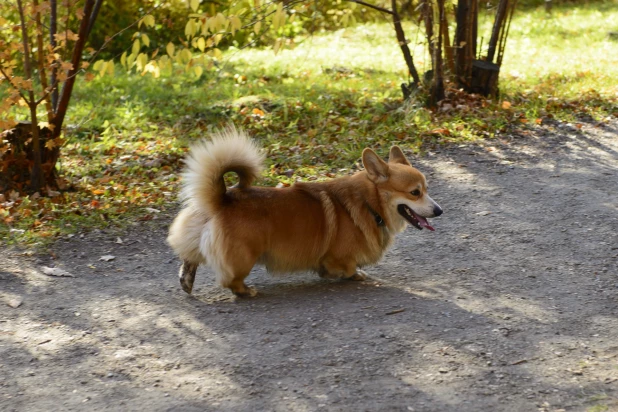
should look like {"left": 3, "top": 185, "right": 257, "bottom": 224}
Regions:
{"left": 181, "top": 126, "right": 264, "bottom": 216}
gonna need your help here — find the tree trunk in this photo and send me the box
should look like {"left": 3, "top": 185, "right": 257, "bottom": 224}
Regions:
{"left": 469, "top": 60, "right": 500, "bottom": 96}
{"left": 430, "top": 0, "right": 446, "bottom": 106}
{"left": 486, "top": 0, "right": 509, "bottom": 63}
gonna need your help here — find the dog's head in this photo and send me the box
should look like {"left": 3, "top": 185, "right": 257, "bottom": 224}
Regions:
{"left": 363, "top": 146, "right": 442, "bottom": 231}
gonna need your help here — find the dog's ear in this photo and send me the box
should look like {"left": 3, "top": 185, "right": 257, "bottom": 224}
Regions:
{"left": 362, "top": 148, "right": 389, "bottom": 183}
{"left": 388, "top": 146, "right": 411, "bottom": 166}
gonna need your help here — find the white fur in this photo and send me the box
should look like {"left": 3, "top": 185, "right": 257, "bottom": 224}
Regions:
{"left": 167, "top": 205, "right": 208, "bottom": 264}
{"left": 180, "top": 126, "right": 265, "bottom": 216}
{"left": 167, "top": 126, "right": 264, "bottom": 277}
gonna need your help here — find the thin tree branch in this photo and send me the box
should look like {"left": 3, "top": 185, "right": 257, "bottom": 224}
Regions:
{"left": 52, "top": 0, "right": 95, "bottom": 136}
{"left": 346, "top": 0, "right": 394, "bottom": 15}
{"left": 87, "top": 0, "right": 103, "bottom": 38}
{"left": 391, "top": 0, "right": 420, "bottom": 85}
{"left": 33, "top": 0, "right": 53, "bottom": 122}
{"left": 486, "top": 0, "right": 508, "bottom": 63}
{"left": 50, "top": 0, "right": 58, "bottom": 111}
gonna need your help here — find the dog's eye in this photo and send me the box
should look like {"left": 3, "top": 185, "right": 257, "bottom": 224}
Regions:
{"left": 411, "top": 189, "right": 421, "bottom": 196}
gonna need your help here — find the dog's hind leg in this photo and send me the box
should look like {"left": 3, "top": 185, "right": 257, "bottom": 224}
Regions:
{"left": 179, "top": 261, "right": 199, "bottom": 294}
{"left": 217, "top": 248, "right": 259, "bottom": 298}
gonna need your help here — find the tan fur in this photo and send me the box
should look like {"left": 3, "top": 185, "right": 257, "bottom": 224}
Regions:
{"left": 167, "top": 128, "right": 442, "bottom": 297}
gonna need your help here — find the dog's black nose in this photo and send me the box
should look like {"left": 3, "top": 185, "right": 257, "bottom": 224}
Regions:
{"left": 433, "top": 205, "right": 443, "bottom": 217}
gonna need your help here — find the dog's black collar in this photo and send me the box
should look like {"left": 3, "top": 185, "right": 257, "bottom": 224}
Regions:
{"left": 366, "top": 203, "right": 385, "bottom": 227}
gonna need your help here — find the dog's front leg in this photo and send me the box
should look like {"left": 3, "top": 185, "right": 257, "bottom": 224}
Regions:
{"left": 179, "top": 261, "right": 198, "bottom": 294}
{"left": 319, "top": 260, "right": 367, "bottom": 281}
{"left": 347, "top": 269, "right": 368, "bottom": 281}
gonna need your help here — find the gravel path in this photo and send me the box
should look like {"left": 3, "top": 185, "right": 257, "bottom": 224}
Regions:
{"left": 2, "top": 119, "right": 617, "bottom": 412}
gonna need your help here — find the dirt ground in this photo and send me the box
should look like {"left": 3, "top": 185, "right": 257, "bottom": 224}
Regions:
{"left": 2, "top": 119, "right": 618, "bottom": 412}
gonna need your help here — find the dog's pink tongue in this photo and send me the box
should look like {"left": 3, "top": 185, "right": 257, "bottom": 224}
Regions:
{"left": 414, "top": 212, "right": 435, "bottom": 231}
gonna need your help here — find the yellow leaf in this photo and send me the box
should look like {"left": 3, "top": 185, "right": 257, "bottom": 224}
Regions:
{"left": 106, "top": 60, "right": 115, "bottom": 75}
{"left": 99, "top": 61, "right": 107, "bottom": 77}
{"left": 190, "top": 0, "right": 200, "bottom": 12}
{"left": 144, "top": 14, "right": 155, "bottom": 27}
{"left": 127, "top": 53, "right": 137, "bottom": 68}
{"left": 216, "top": 13, "right": 227, "bottom": 31}
{"left": 45, "top": 139, "right": 56, "bottom": 150}
{"left": 501, "top": 101, "right": 511, "bottom": 109}
{"left": 273, "top": 3, "right": 284, "bottom": 30}
{"left": 194, "top": 66, "right": 203, "bottom": 78}
{"left": 120, "top": 51, "right": 127, "bottom": 68}
{"left": 203, "top": 17, "right": 212, "bottom": 35}
{"left": 212, "top": 48, "right": 222, "bottom": 59}
{"left": 132, "top": 39, "right": 141, "bottom": 55}
{"left": 92, "top": 60, "right": 104, "bottom": 72}
{"left": 166, "top": 42, "right": 175, "bottom": 57}
{"left": 273, "top": 38, "right": 282, "bottom": 55}
{"left": 142, "top": 33, "right": 150, "bottom": 47}
{"left": 230, "top": 16, "right": 241, "bottom": 35}
{"left": 254, "top": 21, "right": 262, "bottom": 35}
{"left": 136, "top": 53, "right": 148, "bottom": 71}
{"left": 185, "top": 19, "right": 196, "bottom": 38}
{"left": 197, "top": 37, "right": 206, "bottom": 52}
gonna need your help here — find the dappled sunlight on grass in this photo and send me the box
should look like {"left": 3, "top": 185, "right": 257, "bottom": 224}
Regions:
{"left": 2, "top": 3, "right": 617, "bottom": 245}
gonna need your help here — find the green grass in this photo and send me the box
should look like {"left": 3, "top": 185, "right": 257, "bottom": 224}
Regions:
{"left": 2, "top": 2, "right": 617, "bottom": 246}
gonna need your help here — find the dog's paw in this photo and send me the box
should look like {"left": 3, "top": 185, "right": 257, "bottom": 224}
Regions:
{"left": 233, "top": 286, "right": 258, "bottom": 298}
{"left": 179, "top": 262, "right": 198, "bottom": 294}
{"left": 347, "top": 269, "right": 368, "bottom": 281}
{"left": 180, "top": 276, "right": 193, "bottom": 294}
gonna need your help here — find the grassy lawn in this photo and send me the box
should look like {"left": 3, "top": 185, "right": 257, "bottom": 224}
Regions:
{"left": 2, "top": 2, "right": 617, "bottom": 245}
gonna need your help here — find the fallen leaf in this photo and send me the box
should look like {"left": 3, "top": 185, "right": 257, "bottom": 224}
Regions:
{"left": 475, "top": 211, "right": 491, "bottom": 216}
{"left": 41, "top": 266, "right": 75, "bottom": 277}
{"left": 501, "top": 101, "right": 511, "bottom": 109}
{"left": 99, "top": 255, "right": 116, "bottom": 262}
{"left": 511, "top": 359, "right": 528, "bottom": 365}
{"left": 385, "top": 308, "right": 406, "bottom": 315}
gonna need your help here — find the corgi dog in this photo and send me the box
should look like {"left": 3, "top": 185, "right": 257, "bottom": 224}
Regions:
{"left": 167, "top": 127, "right": 442, "bottom": 297}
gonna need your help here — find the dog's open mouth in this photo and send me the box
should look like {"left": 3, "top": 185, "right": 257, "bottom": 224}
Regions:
{"left": 397, "top": 204, "right": 435, "bottom": 231}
